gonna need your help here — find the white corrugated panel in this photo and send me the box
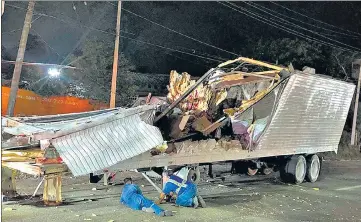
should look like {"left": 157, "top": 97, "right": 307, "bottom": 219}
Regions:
{"left": 52, "top": 112, "right": 163, "bottom": 176}
{"left": 257, "top": 73, "right": 355, "bottom": 153}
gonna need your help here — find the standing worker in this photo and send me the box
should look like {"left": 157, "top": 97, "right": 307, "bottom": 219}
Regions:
{"left": 156, "top": 171, "right": 206, "bottom": 208}
{"left": 120, "top": 178, "right": 173, "bottom": 217}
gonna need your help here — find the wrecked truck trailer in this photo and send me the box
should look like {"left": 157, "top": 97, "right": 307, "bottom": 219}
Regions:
{"left": 1, "top": 57, "right": 355, "bottom": 204}
{"left": 106, "top": 57, "right": 356, "bottom": 184}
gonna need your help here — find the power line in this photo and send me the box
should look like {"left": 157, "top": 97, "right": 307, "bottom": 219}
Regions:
{"left": 165, "top": 51, "right": 211, "bottom": 68}
{"left": 2, "top": 13, "right": 43, "bottom": 34}
{"left": 219, "top": 2, "right": 359, "bottom": 53}
{"left": 107, "top": 1, "right": 238, "bottom": 58}
{"left": 62, "top": 34, "right": 222, "bottom": 68}
{"left": 119, "top": 35, "right": 223, "bottom": 63}
{"left": 2, "top": 28, "right": 22, "bottom": 34}
{"left": 30, "top": 28, "right": 63, "bottom": 59}
{"left": 60, "top": 1, "right": 99, "bottom": 66}
{"left": 270, "top": 2, "right": 361, "bottom": 37}
{"left": 247, "top": 2, "right": 360, "bottom": 39}
{"left": 241, "top": 2, "right": 361, "bottom": 51}
{"left": 31, "top": 14, "right": 43, "bottom": 23}
{"left": 225, "top": 1, "right": 358, "bottom": 52}
{"left": 5, "top": 3, "right": 135, "bottom": 36}
{"left": 171, "top": 45, "right": 227, "bottom": 61}
{"left": 5, "top": 3, "right": 223, "bottom": 67}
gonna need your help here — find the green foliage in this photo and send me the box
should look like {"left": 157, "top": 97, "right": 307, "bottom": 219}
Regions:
{"left": 326, "top": 50, "right": 361, "bottom": 79}
{"left": 249, "top": 38, "right": 326, "bottom": 70}
{"left": 245, "top": 38, "right": 361, "bottom": 79}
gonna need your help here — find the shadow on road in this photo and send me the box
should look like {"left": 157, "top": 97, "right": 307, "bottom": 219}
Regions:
{"left": 202, "top": 191, "right": 263, "bottom": 206}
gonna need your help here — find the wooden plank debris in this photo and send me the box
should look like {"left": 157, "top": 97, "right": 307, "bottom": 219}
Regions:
{"left": 2, "top": 162, "right": 42, "bottom": 175}
{"left": 43, "top": 173, "right": 62, "bottom": 206}
{"left": 179, "top": 115, "right": 190, "bottom": 131}
{"left": 192, "top": 116, "right": 212, "bottom": 132}
{"left": 202, "top": 117, "right": 227, "bottom": 135}
{"left": 1, "top": 167, "right": 17, "bottom": 197}
{"left": 155, "top": 68, "right": 216, "bottom": 122}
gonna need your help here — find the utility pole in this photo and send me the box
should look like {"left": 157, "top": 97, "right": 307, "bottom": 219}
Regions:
{"left": 6, "top": 1, "right": 35, "bottom": 116}
{"left": 351, "top": 59, "right": 361, "bottom": 146}
{"left": 2, "top": 1, "right": 5, "bottom": 16}
{"left": 110, "top": 0, "right": 122, "bottom": 108}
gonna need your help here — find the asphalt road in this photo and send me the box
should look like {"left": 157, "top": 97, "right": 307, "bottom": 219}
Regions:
{"left": 2, "top": 160, "right": 361, "bottom": 222}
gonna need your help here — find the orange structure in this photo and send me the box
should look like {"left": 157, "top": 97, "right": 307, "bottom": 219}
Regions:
{"left": 1, "top": 86, "right": 108, "bottom": 116}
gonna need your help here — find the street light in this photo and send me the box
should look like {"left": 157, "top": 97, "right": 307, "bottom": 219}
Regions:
{"left": 48, "top": 68, "right": 60, "bottom": 77}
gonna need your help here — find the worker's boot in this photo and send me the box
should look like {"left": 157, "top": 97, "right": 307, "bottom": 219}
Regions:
{"left": 142, "top": 207, "right": 154, "bottom": 213}
{"left": 192, "top": 196, "right": 199, "bottom": 208}
{"left": 197, "top": 195, "right": 206, "bottom": 208}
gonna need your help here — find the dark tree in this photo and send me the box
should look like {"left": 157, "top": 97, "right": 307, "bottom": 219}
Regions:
{"left": 66, "top": 38, "right": 138, "bottom": 106}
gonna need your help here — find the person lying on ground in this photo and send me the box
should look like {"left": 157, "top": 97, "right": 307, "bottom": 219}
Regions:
{"left": 156, "top": 172, "right": 206, "bottom": 208}
{"left": 120, "top": 178, "right": 173, "bottom": 217}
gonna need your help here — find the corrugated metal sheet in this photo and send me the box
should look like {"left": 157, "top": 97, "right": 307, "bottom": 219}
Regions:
{"left": 2, "top": 108, "right": 122, "bottom": 136}
{"left": 48, "top": 106, "right": 162, "bottom": 176}
{"left": 2, "top": 106, "right": 155, "bottom": 138}
{"left": 256, "top": 73, "right": 355, "bottom": 153}
{"left": 52, "top": 112, "right": 163, "bottom": 176}
{"left": 2, "top": 105, "right": 164, "bottom": 176}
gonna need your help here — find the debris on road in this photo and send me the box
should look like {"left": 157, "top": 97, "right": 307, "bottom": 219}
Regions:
{"left": 4, "top": 207, "right": 15, "bottom": 211}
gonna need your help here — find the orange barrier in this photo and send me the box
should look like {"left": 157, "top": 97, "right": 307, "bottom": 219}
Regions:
{"left": 1, "top": 86, "right": 108, "bottom": 116}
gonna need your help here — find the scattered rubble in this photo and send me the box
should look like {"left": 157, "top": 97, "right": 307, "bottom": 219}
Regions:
{"left": 153, "top": 57, "right": 290, "bottom": 155}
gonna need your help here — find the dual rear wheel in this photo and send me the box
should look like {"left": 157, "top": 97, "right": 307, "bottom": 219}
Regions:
{"left": 280, "top": 154, "right": 321, "bottom": 184}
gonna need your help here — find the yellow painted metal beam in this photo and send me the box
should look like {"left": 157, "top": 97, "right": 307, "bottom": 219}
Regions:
{"left": 217, "top": 57, "right": 286, "bottom": 71}
{"left": 238, "top": 57, "right": 286, "bottom": 71}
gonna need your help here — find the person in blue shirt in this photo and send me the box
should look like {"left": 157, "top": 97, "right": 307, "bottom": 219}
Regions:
{"left": 120, "top": 178, "right": 173, "bottom": 217}
{"left": 156, "top": 173, "right": 206, "bottom": 208}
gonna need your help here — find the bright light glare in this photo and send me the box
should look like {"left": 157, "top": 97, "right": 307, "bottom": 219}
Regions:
{"left": 48, "top": 68, "right": 60, "bottom": 77}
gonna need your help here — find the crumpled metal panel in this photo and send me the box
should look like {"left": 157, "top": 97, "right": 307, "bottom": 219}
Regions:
{"left": 2, "top": 106, "right": 154, "bottom": 138}
{"left": 2, "top": 105, "right": 164, "bottom": 176}
{"left": 2, "top": 108, "right": 122, "bottom": 136}
{"left": 51, "top": 111, "right": 163, "bottom": 176}
{"left": 256, "top": 73, "right": 355, "bottom": 153}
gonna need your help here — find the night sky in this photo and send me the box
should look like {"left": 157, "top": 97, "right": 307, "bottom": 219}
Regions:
{"left": 2, "top": 1, "right": 361, "bottom": 76}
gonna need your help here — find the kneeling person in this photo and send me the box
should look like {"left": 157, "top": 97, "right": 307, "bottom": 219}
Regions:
{"left": 156, "top": 173, "right": 205, "bottom": 208}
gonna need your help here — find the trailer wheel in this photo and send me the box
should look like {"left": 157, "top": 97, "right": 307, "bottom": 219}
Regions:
{"left": 280, "top": 155, "right": 306, "bottom": 184}
{"left": 247, "top": 167, "right": 258, "bottom": 176}
{"left": 306, "top": 154, "right": 321, "bottom": 183}
{"left": 261, "top": 167, "right": 273, "bottom": 175}
{"left": 188, "top": 167, "right": 200, "bottom": 184}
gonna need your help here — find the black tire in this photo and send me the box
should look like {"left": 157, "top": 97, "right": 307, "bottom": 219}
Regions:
{"left": 261, "top": 167, "right": 273, "bottom": 175}
{"left": 247, "top": 167, "right": 258, "bottom": 176}
{"left": 280, "top": 155, "right": 307, "bottom": 184}
{"left": 89, "top": 173, "right": 103, "bottom": 184}
{"left": 188, "top": 167, "right": 201, "bottom": 184}
{"left": 306, "top": 154, "right": 321, "bottom": 183}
